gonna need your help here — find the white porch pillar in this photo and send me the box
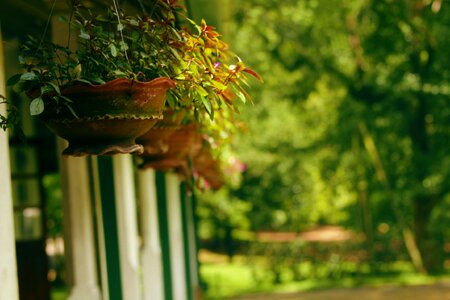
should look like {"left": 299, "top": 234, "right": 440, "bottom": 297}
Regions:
{"left": 0, "top": 27, "right": 20, "bottom": 300}
{"left": 52, "top": 9, "right": 100, "bottom": 299}
{"left": 89, "top": 157, "right": 110, "bottom": 300}
{"left": 113, "top": 155, "right": 141, "bottom": 300}
{"left": 59, "top": 154, "right": 101, "bottom": 300}
{"left": 166, "top": 173, "right": 187, "bottom": 300}
{"left": 138, "top": 169, "right": 164, "bottom": 300}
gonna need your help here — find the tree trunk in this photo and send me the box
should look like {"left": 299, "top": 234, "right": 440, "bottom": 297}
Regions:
{"left": 413, "top": 195, "right": 443, "bottom": 273}
{"left": 224, "top": 225, "right": 234, "bottom": 263}
{"left": 358, "top": 182, "right": 374, "bottom": 262}
{"left": 358, "top": 122, "right": 426, "bottom": 273}
{"left": 410, "top": 94, "right": 443, "bottom": 273}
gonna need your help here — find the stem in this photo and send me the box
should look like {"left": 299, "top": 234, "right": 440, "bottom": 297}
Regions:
{"left": 67, "top": 3, "right": 75, "bottom": 48}
{"left": 149, "top": 0, "right": 159, "bottom": 18}
{"left": 112, "top": 0, "right": 130, "bottom": 66}
{"left": 53, "top": 50, "right": 65, "bottom": 86}
{"left": 137, "top": 0, "right": 148, "bottom": 14}
{"left": 36, "top": 0, "right": 57, "bottom": 55}
{"left": 101, "top": 51, "right": 119, "bottom": 70}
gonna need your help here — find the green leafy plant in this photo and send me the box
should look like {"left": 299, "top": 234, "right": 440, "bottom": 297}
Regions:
{"left": 0, "top": 94, "right": 19, "bottom": 131}
{"left": 2, "top": 0, "right": 260, "bottom": 128}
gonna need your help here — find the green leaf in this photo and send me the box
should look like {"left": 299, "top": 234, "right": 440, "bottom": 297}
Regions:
{"left": 167, "top": 94, "right": 176, "bottom": 109}
{"left": 20, "top": 72, "right": 38, "bottom": 81}
{"left": 79, "top": 29, "right": 90, "bottom": 40}
{"left": 74, "top": 79, "right": 92, "bottom": 84}
{"left": 41, "top": 86, "right": 53, "bottom": 95}
{"left": 112, "top": 70, "right": 127, "bottom": 77}
{"left": 201, "top": 96, "right": 212, "bottom": 116}
{"left": 196, "top": 86, "right": 209, "bottom": 97}
{"left": 63, "top": 102, "right": 79, "bottom": 119}
{"left": 194, "top": 108, "right": 200, "bottom": 122}
{"left": 117, "top": 23, "right": 125, "bottom": 31}
{"left": 131, "top": 31, "right": 140, "bottom": 42}
{"left": 59, "top": 95, "right": 73, "bottom": 103}
{"left": 170, "top": 47, "right": 181, "bottom": 60}
{"left": 129, "top": 19, "right": 139, "bottom": 26}
{"left": 237, "top": 86, "right": 252, "bottom": 104}
{"left": 211, "top": 80, "right": 227, "bottom": 91}
{"left": 48, "top": 82, "right": 61, "bottom": 95}
{"left": 6, "top": 74, "right": 22, "bottom": 86}
{"left": 30, "top": 97, "right": 44, "bottom": 116}
{"left": 86, "top": 77, "right": 105, "bottom": 85}
{"left": 237, "top": 91, "right": 246, "bottom": 104}
{"left": 119, "top": 41, "right": 129, "bottom": 51}
{"left": 110, "top": 44, "right": 118, "bottom": 57}
{"left": 95, "top": 15, "right": 109, "bottom": 22}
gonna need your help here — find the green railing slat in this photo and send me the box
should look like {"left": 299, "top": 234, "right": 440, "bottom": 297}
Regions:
{"left": 156, "top": 171, "right": 173, "bottom": 300}
{"left": 97, "top": 156, "right": 123, "bottom": 300}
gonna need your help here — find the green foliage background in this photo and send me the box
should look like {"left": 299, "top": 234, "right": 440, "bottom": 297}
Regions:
{"left": 197, "top": 0, "right": 450, "bottom": 274}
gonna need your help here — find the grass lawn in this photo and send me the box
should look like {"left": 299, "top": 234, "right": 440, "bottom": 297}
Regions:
{"left": 51, "top": 287, "right": 69, "bottom": 300}
{"left": 199, "top": 255, "right": 450, "bottom": 300}
{"left": 50, "top": 252, "right": 450, "bottom": 300}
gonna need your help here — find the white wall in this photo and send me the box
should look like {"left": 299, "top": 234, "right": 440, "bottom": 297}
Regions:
{"left": 0, "top": 26, "right": 20, "bottom": 300}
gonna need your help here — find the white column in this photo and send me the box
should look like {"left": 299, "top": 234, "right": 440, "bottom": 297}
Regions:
{"left": 59, "top": 155, "right": 101, "bottom": 300}
{"left": 89, "top": 157, "right": 110, "bottom": 300}
{"left": 0, "top": 27, "right": 20, "bottom": 300}
{"left": 52, "top": 10, "right": 101, "bottom": 300}
{"left": 166, "top": 173, "right": 187, "bottom": 300}
{"left": 138, "top": 169, "right": 164, "bottom": 300}
{"left": 113, "top": 155, "right": 141, "bottom": 300}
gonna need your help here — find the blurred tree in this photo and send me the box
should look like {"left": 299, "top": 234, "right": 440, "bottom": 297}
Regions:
{"left": 225, "top": 0, "right": 450, "bottom": 273}
{"left": 43, "top": 173, "right": 63, "bottom": 239}
{"left": 197, "top": 188, "right": 251, "bottom": 261}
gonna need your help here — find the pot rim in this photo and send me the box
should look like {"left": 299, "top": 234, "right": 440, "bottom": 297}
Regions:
{"left": 62, "top": 76, "right": 176, "bottom": 94}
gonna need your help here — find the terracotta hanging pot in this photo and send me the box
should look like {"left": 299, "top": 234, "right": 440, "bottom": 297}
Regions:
{"left": 140, "top": 123, "right": 202, "bottom": 171}
{"left": 136, "top": 109, "right": 186, "bottom": 156}
{"left": 193, "top": 148, "right": 224, "bottom": 190}
{"left": 40, "top": 77, "right": 175, "bottom": 156}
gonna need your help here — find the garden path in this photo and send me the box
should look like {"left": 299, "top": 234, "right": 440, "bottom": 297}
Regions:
{"left": 230, "top": 283, "right": 450, "bottom": 300}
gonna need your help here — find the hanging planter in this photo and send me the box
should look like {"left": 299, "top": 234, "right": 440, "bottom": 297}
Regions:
{"left": 40, "top": 77, "right": 174, "bottom": 156}
{"left": 193, "top": 148, "right": 224, "bottom": 190}
{"left": 140, "top": 124, "right": 202, "bottom": 171}
{"left": 2, "top": 0, "right": 261, "bottom": 160}
{"left": 136, "top": 109, "right": 186, "bottom": 156}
